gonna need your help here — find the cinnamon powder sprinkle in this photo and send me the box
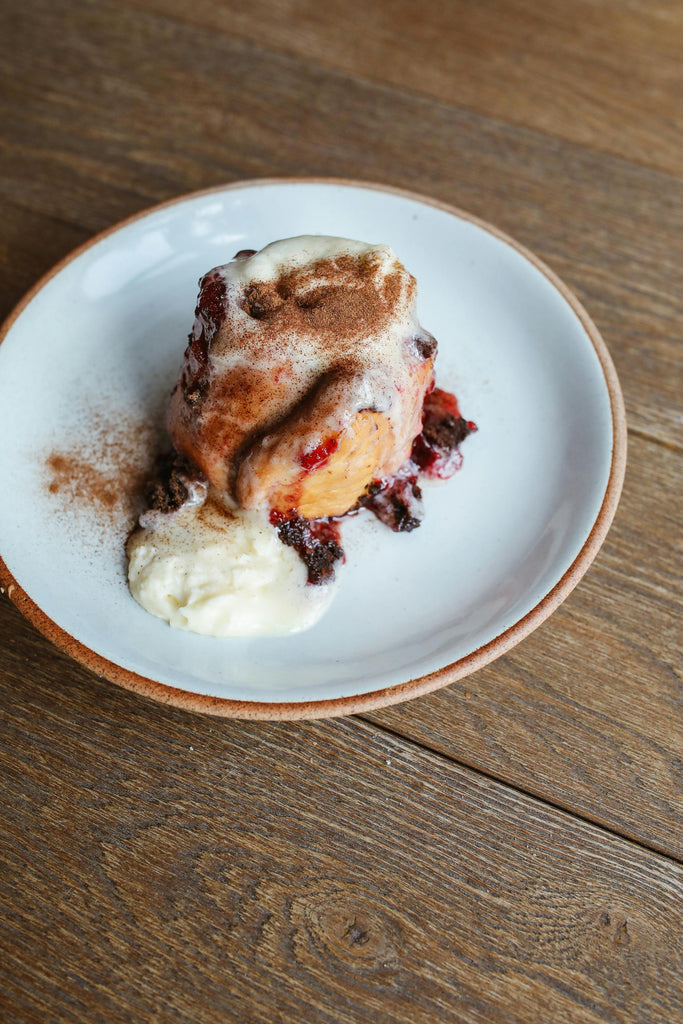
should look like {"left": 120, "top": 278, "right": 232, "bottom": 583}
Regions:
{"left": 46, "top": 453, "right": 119, "bottom": 510}
{"left": 43, "top": 410, "right": 157, "bottom": 532}
{"left": 242, "top": 254, "right": 410, "bottom": 342}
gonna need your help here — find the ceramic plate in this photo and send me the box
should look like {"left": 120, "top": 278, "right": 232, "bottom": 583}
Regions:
{"left": 0, "top": 179, "right": 626, "bottom": 719}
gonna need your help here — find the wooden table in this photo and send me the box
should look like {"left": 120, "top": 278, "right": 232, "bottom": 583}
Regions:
{"left": 1, "top": 2, "right": 681, "bottom": 1020}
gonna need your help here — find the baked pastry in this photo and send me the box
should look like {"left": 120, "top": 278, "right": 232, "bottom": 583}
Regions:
{"left": 167, "top": 237, "right": 436, "bottom": 520}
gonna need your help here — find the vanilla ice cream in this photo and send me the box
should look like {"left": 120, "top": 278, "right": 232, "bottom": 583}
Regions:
{"left": 127, "top": 500, "right": 337, "bottom": 637}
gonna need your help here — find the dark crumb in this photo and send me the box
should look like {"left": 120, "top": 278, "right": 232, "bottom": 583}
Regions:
{"left": 411, "top": 387, "right": 477, "bottom": 479}
{"left": 422, "top": 412, "right": 471, "bottom": 449}
{"left": 358, "top": 472, "right": 424, "bottom": 532}
{"left": 409, "top": 331, "right": 438, "bottom": 361}
{"left": 270, "top": 511, "right": 345, "bottom": 585}
{"left": 144, "top": 451, "right": 206, "bottom": 514}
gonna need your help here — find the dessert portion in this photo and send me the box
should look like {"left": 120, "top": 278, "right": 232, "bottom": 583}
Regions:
{"left": 127, "top": 236, "right": 475, "bottom": 636}
{"left": 167, "top": 236, "right": 436, "bottom": 519}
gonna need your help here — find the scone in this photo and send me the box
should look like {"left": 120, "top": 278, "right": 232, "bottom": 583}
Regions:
{"left": 167, "top": 237, "right": 437, "bottom": 519}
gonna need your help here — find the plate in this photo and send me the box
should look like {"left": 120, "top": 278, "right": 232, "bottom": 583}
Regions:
{"left": 0, "top": 179, "right": 626, "bottom": 719}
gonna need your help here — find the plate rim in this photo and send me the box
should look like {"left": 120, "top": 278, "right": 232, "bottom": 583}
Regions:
{"left": 0, "top": 176, "right": 628, "bottom": 720}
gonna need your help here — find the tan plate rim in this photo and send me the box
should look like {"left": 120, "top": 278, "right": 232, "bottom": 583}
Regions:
{"left": 0, "top": 177, "right": 628, "bottom": 720}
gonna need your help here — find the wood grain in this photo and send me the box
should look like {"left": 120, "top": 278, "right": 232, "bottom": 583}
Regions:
{"left": 0, "top": 200, "right": 89, "bottom": 320}
{"left": 119, "top": 0, "right": 683, "bottom": 177}
{"left": 0, "top": 661, "right": 681, "bottom": 1024}
{"left": 368, "top": 433, "right": 683, "bottom": 859}
{"left": 0, "top": 0, "right": 682, "bottom": 1018}
{"left": 0, "top": 0, "right": 681, "bottom": 446}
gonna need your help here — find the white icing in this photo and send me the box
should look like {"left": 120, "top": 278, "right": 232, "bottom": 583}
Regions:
{"left": 226, "top": 236, "right": 395, "bottom": 286}
{"left": 127, "top": 502, "right": 337, "bottom": 637}
{"left": 214, "top": 238, "right": 417, "bottom": 386}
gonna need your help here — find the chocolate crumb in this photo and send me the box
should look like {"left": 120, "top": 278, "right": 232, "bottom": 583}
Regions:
{"left": 358, "top": 472, "right": 423, "bottom": 532}
{"left": 144, "top": 451, "right": 206, "bottom": 514}
{"left": 271, "top": 512, "right": 344, "bottom": 584}
{"left": 411, "top": 387, "right": 476, "bottom": 479}
{"left": 423, "top": 412, "right": 471, "bottom": 449}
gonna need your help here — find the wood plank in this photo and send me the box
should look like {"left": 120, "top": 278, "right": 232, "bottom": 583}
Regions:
{"left": 0, "top": 652, "right": 681, "bottom": 1024}
{"left": 367, "top": 432, "right": 683, "bottom": 859}
{"left": 0, "top": 200, "right": 89, "bottom": 322}
{"left": 0, "top": 0, "right": 681, "bottom": 446}
{"left": 119, "top": 0, "right": 683, "bottom": 177}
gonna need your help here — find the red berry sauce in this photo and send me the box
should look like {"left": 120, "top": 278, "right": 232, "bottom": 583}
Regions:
{"left": 356, "top": 386, "right": 476, "bottom": 532}
{"left": 411, "top": 387, "right": 477, "bottom": 480}
{"left": 181, "top": 249, "right": 257, "bottom": 408}
{"left": 299, "top": 437, "right": 340, "bottom": 472}
{"left": 357, "top": 466, "right": 423, "bottom": 532}
{"left": 181, "top": 270, "right": 228, "bottom": 408}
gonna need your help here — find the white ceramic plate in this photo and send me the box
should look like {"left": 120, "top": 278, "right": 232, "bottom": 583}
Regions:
{"left": 0, "top": 179, "right": 626, "bottom": 719}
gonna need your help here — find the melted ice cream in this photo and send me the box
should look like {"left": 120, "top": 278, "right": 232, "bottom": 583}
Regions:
{"left": 127, "top": 501, "right": 336, "bottom": 637}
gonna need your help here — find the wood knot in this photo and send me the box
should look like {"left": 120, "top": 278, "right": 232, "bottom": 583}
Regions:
{"left": 291, "top": 883, "right": 401, "bottom": 979}
{"left": 596, "top": 908, "right": 643, "bottom": 953}
{"left": 344, "top": 916, "right": 370, "bottom": 947}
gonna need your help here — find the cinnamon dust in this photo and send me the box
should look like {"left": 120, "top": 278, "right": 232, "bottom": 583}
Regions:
{"left": 46, "top": 453, "right": 118, "bottom": 509}
{"left": 43, "top": 409, "right": 156, "bottom": 533}
{"left": 243, "top": 254, "right": 411, "bottom": 343}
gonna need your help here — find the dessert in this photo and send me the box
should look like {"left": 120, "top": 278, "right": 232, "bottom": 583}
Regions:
{"left": 168, "top": 236, "right": 436, "bottom": 517}
{"left": 127, "top": 236, "right": 475, "bottom": 635}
